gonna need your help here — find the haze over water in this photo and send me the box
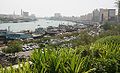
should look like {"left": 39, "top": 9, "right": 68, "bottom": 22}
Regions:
{"left": 0, "top": 19, "right": 75, "bottom": 32}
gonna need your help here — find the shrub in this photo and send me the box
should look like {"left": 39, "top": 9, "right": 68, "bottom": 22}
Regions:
{"left": 2, "top": 41, "right": 22, "bottom": 53}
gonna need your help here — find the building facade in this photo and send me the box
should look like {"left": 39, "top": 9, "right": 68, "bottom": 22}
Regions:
{"left": 34, "top": 27, "right": 45, "bottom": 34}
{"left": 92, "top": 9, "right": 100, "bottom": 22}
{"left": 99, "top": 9, "right": 116, "bottom": 23}
{"left": 22, "top": 12, "right": 29, "bottom": 17}
{"left": 0, "top": 30, "right": 7, "bottom": 44}
{"left": 100, "top": 9, "right": 109, "bottom": 23}
{"left": 108, "top": 9, "right": 116, "bottom": 21}
{"left": 54, "top": 13, "right": 62, "bottom": 18}
{"left": 6, "top": 33, "right": 32, "bottom": 40}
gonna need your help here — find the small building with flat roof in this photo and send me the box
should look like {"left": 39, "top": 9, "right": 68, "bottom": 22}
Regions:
{"left": 6, "top": 33, "right": 32, "bottom": 40}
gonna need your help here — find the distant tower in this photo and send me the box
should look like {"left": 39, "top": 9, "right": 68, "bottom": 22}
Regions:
{"left": 13, "top": 11, "right": 15, "bottom": 16}
{"left": 21, "top": 9, "right": 23, "bottom": 16}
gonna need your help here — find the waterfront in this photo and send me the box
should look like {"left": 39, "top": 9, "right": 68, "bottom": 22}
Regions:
{"left": 0, "top": 19, "right": 75, "bottom": 32}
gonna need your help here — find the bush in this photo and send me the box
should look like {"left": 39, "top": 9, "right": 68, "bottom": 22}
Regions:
{"left": 92, "top": 36, "right": 120, "bottom": 51}
{"left": 89, "top": 36, "right": 120, "bottom": 72}
{"left": 2, "top": 41, "right": 22, "bottom": 53}
{"left": 95, "top": 36, "right": 120, "bottom": 45}
{"left": 0, "top": 61, "right": 33, "bottom": 73}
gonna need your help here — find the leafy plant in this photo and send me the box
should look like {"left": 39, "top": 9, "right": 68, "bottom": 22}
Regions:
{"left": 2, "top": 41, "right": 22, "bottom": 53}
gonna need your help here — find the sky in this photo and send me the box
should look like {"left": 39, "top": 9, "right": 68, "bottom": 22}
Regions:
{"left": 0, "top": 0, "right": 116, "bottom": 17}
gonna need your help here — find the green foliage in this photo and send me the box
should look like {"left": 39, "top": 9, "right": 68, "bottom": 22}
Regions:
{"left": 0, "top": 61, "right": 33, "bottom": 73}
{"left": 92, "top": 36, "right": 120, "bottom": 50}
{"left": 89, "top": 36, "right": 120, "bottom": 72}
{"left": 31, "top": 48, "right": 89, "bottom": 73}
{"left": 101, "top": 22, "right": 113, "bottom": 31}
{"left": 2, "top": 41, "right": 22, "bottom": 53}
{"left": 30, "top": 35, "right": 120, "bottom": 73}
{"left": 78, "top": 31, "right": 95, "bottom": 45}
{"left": 0, "top": 36, "right": 120, "bottom": 73}
{"left": 101, "top": 22, "right": 120, "bottom": 35}
{"left": 1, "top": 19, "right": 120, "bottom": 73}
{"left": 55, "top": 32, "right": 79, "bottom": 39}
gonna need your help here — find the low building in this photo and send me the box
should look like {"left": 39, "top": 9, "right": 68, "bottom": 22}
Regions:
{"left": 0, "top": 30, "right": 7, "bottom": 45}
{"left": 58, "top": 25, "right": 67, "bottom": 33}
{"left": 65, "top": 25, "right": 74, "bottom": 32}
{"left": 0, "top": 35, "right": 6, "bottom": 45}
{"left": 47, "top": 26, "right": 55, "bottom": 33}
{"left": 34, "top": 27, "right": 45, "bottom": 34}
{"left": 6, "top": 33, "right": 32, "bottom": 40}
{"left": 22, "top": 12, "right": 29, "bottom": 17}
{"left": 0, "top": 30, "right": 33, "bottom": 40}
{"left": 0, "top": 30, "right": 8, "bottom": 36}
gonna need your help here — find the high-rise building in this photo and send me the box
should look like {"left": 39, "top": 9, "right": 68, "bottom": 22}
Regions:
{"left": 108, "top": 9, "right": 116, "bottom": 21}
{"left": 92, "top": 9, "right": 100, "bottom": 22}
{"left": 86, "top": 13, "right": 93, "bottom": 21}
{"left": 54, "top": 13, "right": 62, "bottom": 18}
{"left": 23, "top": 11, "right": 29, "bottom": 17}
{"left": 99, "top": 9, "right": 116, "bottom": 23}
{"left": 100, "top": 9, "right": 109, "bottom": 23}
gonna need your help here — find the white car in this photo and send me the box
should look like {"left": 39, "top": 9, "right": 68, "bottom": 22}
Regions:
{"left": 29, "top": 47, "right": 33, "bottom": 50}
{"left": 26, "top": 47, "right": 30, "bottom": 51}
{"left": 22, "top": 47, "right": 26, "bottom": 51}
{"left": 34, "top": 45, "right": 39, "bottom": 49}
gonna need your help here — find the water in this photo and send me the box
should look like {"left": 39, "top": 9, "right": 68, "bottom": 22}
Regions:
{"left": 0, "top": 19, "right": 75, "bottom": 32}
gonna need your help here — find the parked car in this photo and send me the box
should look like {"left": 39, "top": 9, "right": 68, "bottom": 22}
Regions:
{"left": 25, "top": 47, "right": 30, "bottom": 51}
{"left": 22, "top": 47, "right": 26, "bottom": 51}
{"left": 28, "top": 46, "right": 33, "bottom": 50}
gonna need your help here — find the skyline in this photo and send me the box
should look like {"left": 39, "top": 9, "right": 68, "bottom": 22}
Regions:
{"left": 0, "top": 0, "right": 116, "bottom": 17}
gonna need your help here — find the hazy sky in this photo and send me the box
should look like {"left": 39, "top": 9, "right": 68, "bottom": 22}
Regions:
{"left": 0, "top": 0, "right": 116, "bottom": 17}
